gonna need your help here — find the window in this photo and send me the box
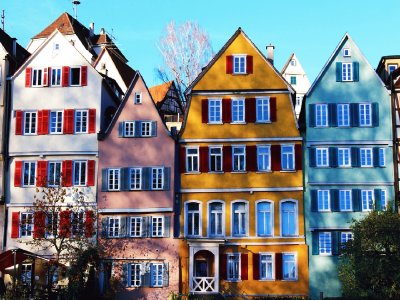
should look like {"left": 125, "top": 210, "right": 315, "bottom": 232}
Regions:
{"left": 379, "top": 148, "right": 385, "bottom": 167}
{"left": 48, "top": 162, "right": 61, "bottom": 186}
{"left": 21, "top": 264, "right": 32, "bottom": 285}
{"left": 343, "top": 48, "right": 351, "bottom": 57}
{"left": 281, "top": 201, "right": 297, "bottom": 236}
{"left": 152, "top": 167, "right": 163, "bottom": 190}
{"left": 208, "top": 99, "right": 222, "bottom": 123}
{"left": 388, "top": 64, "right": 398, "bottom": 74}
{"left": 290, "top": 59, "right": 296, "bottom": 66}
{"left": 186, "top": 202, "right": 201, "bottom": 236}
{"left": 186, "top": 147, "right": 199, "bottom": 173}
{"left": 379, "top": 190, "right": 387, "bottom": 210}
{"left": 257, "top": 202, "right": 272, "bottom": 236}
{"left": 257, "top": 146, "right": 271, "bottom": 171}
{"left": 124, "top": 121, "right": 135, "bottom": 137}
{"left": 209, "top": 202, "right": 223, "bottom": 237}
{"left": 315, "top": 104, "right": 328, "bottom": 127}
{"left": 282, "top": 253, "right": 297, "bottom": 280}
{"left": 337, "top": 104, "right": 350, "bottom": 127}
{"left": 227, "top": 254, "right": 240, "bottom": 281}
{"left": 281, "top": 145, "right": 294, "bottom": 171}
{"left": 130, "top": 217, "right": 142, "bottom": 237}
{"left": 51, "top": 67, "right": 62, "bottom": 86}
{"left": 134, "top": 92, "right": 142, "bottom": 104}
{"left": 232, "top": 99, "right": 245, "bottom": 123}
{"left": 108, "top": 169, "right": 120, "bottom": 191}
{"left": 20, "top": 213, "right": 33, "bottom": 237}
{"left": 296, "top": 97, "right": 302, "bottom": 106}
{"left": 75, "top": 110, "right": 88, "bottom": 133}
{"left": 339, "top": 190, "right": 352, "bottom": 211}
{"left": 232, "top": 146, "right": 246, "bottom": 172}
{"left": 338, "top": 148, "right": 351, "bottom": 167}
{"left": 46, "top": 213, "right": 58, "bottom": 238}
{"left": 108, "top": 217, "right": 120, "bottom": 237}
{"left": 70, "top": 67, "right": 81, "bottom": 86}
{"left": 130, "top": 263, "right": 141, "bottom": 287}
{"left": 360, "top": 148, "right": 373, "bottom": 167}
{"left": 24, "top": 112, "right": 37, "bottom": 135}
{"left": 209, "top": 147, "right": 223, "bottom": 172}
{"left": 319, "top": 232, "right": 332, "bottom": 255}
{"left": 316, "top": 147, "right": 329, "bottom": 167}
{"left": 359, "top": 104, "right": 372, "bottom": 126}
{"left": 256, "top": 98, "right": 270, "bottom": 122}
{"left": 32, "top": 68, "right": 44, "bottom": 86}
{"left": 233, "top": 55, "right": 246, "bottom": 74}
{"left": 361, "top": 190, "right": 374, "bottom": 211}
{"left": 50, "top": 111, "right": 63, "bottom": 134}
{"left": 152, "top": 217, "right": 163, "bottom": 237}
{"left": 23, "top": 162, "right": 36, "bottom": 186}
{"left": 232, "top": 202, "right": 247, "bottom": 236}
{"left": 130, "top": 168, "right": 142, "bottom": 190}
{"left": 341, "top": 232, "right": 353, "bottom": 245}
{"left": 318, "top": 190, "right": 330, "bottom": 211}
{"left": 151, "top": 263, "right": 164, "bottom": 287}
{"left": 71, "top": 212, "right": 84, "bottom": 236}
{"left": 290, "top": 76, "right": 296, "bottom": 85}
{"left": 141, "top": 121, "right": 151, "bottom": 136}
{"left": 260, "top": 254, "right": 274, "bottom": 280}
{"left": 342, "top": 63, "right": 352, "bottom": 81}
{"left": 73, "top": 161, "right": 87, "bottom": 186}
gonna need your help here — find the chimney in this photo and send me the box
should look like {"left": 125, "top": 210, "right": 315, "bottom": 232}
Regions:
{"left": 266, "top": 44, "right": 275, "bottom": 65}
{"left": 100, "top": 28, "right": 105, "bottom": 35}
{"left": 12, "top": 38, "right": 17, "bottom": 57}
{"left": 89, "top": 22, "right": 94, "bottom": 37}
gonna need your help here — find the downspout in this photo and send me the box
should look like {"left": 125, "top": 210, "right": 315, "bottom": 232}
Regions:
{"left": 389, "top": 72, "right": 399, "bottom": 210}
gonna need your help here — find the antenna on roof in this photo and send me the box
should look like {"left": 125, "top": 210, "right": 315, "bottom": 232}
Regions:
{"left": 72, "top": 0, "right": 81, "bottom": 19}
{"left": 1, "top": 10, "right": 5, "bottom": 31}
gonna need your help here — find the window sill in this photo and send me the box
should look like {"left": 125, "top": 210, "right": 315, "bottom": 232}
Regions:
{"left": 256, "top": 171, "right": 272, "bottom": 173}
{"left": 230, "top": 122, "right": 246, "bottom": 125}
{"left": 280, "top": 170, "right": 296, "bottom": 173}
{"left": 317, "top": 210, "right": 332, "bottom": 213}
{"left": 255, "top": 121, "right": 272, "bottom": 124}
{"left": 208, "top": 171, "right": 224, "bottom": 174}
{"left": 207, "top": 122, "right": 223, "bottom": 125}
{"left": 231, "top": 171, "right": 247, "bottom": 174}
{"left": 259, "top": 279, "right": 275, "bottom": 282}
{"left": 282, "top": 278, "right": 298, "bottom": 282}
{"left": 184, "top": 172, "right": 201, "bottom": 175}
{"left": 316, "top": 166, "right": 330, "bottom": 168}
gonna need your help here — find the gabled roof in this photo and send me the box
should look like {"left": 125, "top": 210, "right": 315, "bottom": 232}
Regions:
{"left": 376, "top": 55, "right": 400, "bottom": 75}
{"left": 0, "top": 28, "right": 30, "bottom": 68}
{"left": 281, "top": 53, "right": 295, "bottom": 74}
{"left": 185, "top": 27, "right": 294, "bottom": 95}
{"left": 149, "top": 81, "right": 174, "bottom": 104}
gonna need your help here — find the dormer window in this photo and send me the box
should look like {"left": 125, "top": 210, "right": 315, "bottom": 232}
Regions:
{"left": 343, "top": 48, "right": 351, "bottom": 57}
{"left": 233, "top": 55, "right": 246, "bottom": 74}
{"left": 388, "top": 64, "right": 398, "bottom": 74}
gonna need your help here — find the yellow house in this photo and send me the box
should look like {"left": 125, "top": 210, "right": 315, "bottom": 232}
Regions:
{"left": 178, "top": 28, "right": 308, "bottom": 298}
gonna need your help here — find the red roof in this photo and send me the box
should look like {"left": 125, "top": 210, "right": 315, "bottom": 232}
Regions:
{"left": 149, "top": 81, "right": 173, "bottom": 104}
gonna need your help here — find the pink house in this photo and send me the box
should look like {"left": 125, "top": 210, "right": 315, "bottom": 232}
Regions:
{"left": 98, "top": 72, "right": 179, "bottom": 299}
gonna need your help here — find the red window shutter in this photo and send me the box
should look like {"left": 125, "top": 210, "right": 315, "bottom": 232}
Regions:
{"left": 15, "top": 110, "right": 23, "bottom": 135}
{"left": 295, "top": 144, "right": 302, "bottom": 170}
{"left": 59, "top": 210, "right": 71, "bottom": 238}
{"left": 275, "top": 253, "right": 283, "bottom": 280}
{"left": 202, "top": 99, "right": 208, "bottom": 123}
{"left": 270, "top": 97, "right": 277, "bottom": 122}
{"left": 88, "top": 108, "right": 96, "bottom": 133}
{"left": 220, "top": 254, "right": 227, "bottom": 280}
{"left": 42, "top": 110, "right": 49, "bottom": 134}
{"left": 25, "top": 68, "right": 32, "bottom": 87}
{"left": 62, "top": 66, "right": 70, "bottom": 87}
{"left": 222, "top": 98, "right": 231, "bottom": 123}
{"left": 271, "top": 145, "right": 281, "bottom": 171}
{"left": 33, "top": 211, "right": 45, "bottom": 238}
{"left": 199, "top": 146, "right": 209, "bottom": 173}
{"left": 63, "top": 109, "right": 75, "bottom": 134}
{"left": 62, "top": 160, "right": 73, "bottom": 187}
{"left": 253, "top": 253, "right": 260, "bottom": 280}
{"left": 36, "top": 161, "right": 48, "bottom": 187}
{"left": 245, "top": 98, "right": 256, "bottom": 123}
{"left": 246, "top": 55, "right": 253, "bottom": 74}
{"left": 81, "top": 66, "right": 88, "bottom": 86}
{"left": 223, "top": 145, "right": 232, "bottom": 172}
{"left": 246, "top": 145, "right": 257, "bottom": 172}
{"left": 11, "top": 212, "right": 20, "bottom": 238}
{"left": 226, "top": 56, "right": 233, "bottom": 74}
{"left": 85, "top": 210, "right": 94, "bottom": 238}
{"left": 37, "top": 110, "right": 43, "bottom": 135}
{"left": 87, "top": 160, "right": 95, "bottom": 186}
{"left": 14, "top": 161, "right": 22, "bottom": 187}
{"left": 241, "top": 253, "right": 248, "bottom": 280}
{"left": 43, "top": 67, "right": 49, "bottom": 86}
{"left": 180, "top": 147, "right": 186, "bottom": 173}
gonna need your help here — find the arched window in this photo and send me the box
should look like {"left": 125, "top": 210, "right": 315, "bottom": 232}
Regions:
{"left": 232, "top": 201, "right": 248, "bottom": 236}
{"left": 208, "top": 202, "right": 224, "bottom": 237}
{"left": 256, "top": 201, "right": 273, "bottom": 236}
{"left": 281, "top": 201, "right": 297, "bottom": 236}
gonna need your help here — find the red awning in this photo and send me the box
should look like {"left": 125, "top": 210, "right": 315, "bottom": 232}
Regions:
{"left": 0, "top": 249, "right": 28, "bottom": 271}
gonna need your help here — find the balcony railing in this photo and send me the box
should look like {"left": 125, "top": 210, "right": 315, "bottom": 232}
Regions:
{"left": 191, "top": 277, "right": 216, "bottom": 293}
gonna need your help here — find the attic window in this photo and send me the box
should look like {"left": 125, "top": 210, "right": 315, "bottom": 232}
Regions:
{"left": 134, "top": 92, "right": 142, "bottom": 104}
{"left": 343, "top": 48, "right": 351, "bottom": 57}
{"left": 290, "top": 59, "right": 296, "bottom": 66}
{"left": 54, "top": 43, "right": 60, "bottom": 50}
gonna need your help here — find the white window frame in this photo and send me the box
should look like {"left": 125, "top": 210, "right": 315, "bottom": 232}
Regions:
{"left": 48, "top": 161, "right": 62, "bottom": 187}
{"left": 342, "top": 63, "right": 353, "bottom": 82}
{"left": 141, "top": 121, "right": 152, "bottom": 137}
{"left": 20, "top": 212, "right": 33, "bottom": 237}
{"left": 360, "top": 148, "right": 373, "bottom": 167}
{"left": 31, "top": 67, "right": 45, "bottom": 87}
{"left": 380, "top": 189, "right": 387, "bottom": 210}
{"left": 359, "top": 103, "right": 372, "bottom": 127}
{"left": 107, "top": 168, "right": 121, "bottom": 191}
{"left": 232, "top": 145, "right": 246, "bottom": 172}
{"left": 233, "top": 55, "right": 246, "bottom": 74}
{"left": 186, "top": 147, "right": 199, "bottom": 173}
{"left": 71, "top": 211, "right": 85, "bottom": 237}
{"left": 231, "top": 200, "right": 248, "bottom": 237}
{"left": 257, "top": 145, "right": 271, "bottom": 172}
{"left": 24, "top": 111, "right": 37, "bottom": 135}
{"left": 73, "top": 161, "right": 87, "bottom": 186}
{"left": 315, "top": 104, "right": 328, "bottom": 127}
{"left": 338, "top": 147, "right": 351, "bottom": 167}
{"left": 231, "top": 98, "right": 245, "bottom": 123}
{"left": 343, "top": 48, "right": 351, "bottom": 57}
{"left": 134, "top": 92, "right": 142, "bottom": 104}
{"left": 51, "top": 67, "right": 62, "bottom": 87}
{"left": 208, "top": 99, "right": 222, "bottom": 124}
{"left": 129, "top": 168, "right": 142, "bottom": 190}
{"left": 23, "top": 161, "right": 36, "bottom": 187}
{"left": 209, "top": 146, "right": 223, "bottom": 172}
{"left": 341, "top": 232, "right": 353, "bottom": 245}
{"left": 227, "top": 253, "right": 241, "bottom": 281}
{"left": 318, "top": 190, "right": 330, "bottom": 212}
{"left": 185, "top": 201, "right": 202, "bottom": 237}
{"left": 259, "top": 253, "right": 274, "bottom": 280}
{"left": 339, "top": 189, "right": 352, "bottom": 211}
{"left": 281, "top": 145, "right": 295, "bottom": 171}
{"left": 316, "top": 147, "right": 329, "bottom": 167}
{"left": 208, "top": 200, "right": 225, "bottom": 237}
{"left": 319, "top": 232, "right": 332, "bottom": 256}
{"left": 256, "top": 98, "right": 270, "bottom": 123}
{"left": 256, "top": 200, "right": 274, "bottom": 237}
{"left": 108, "top": 216, "right": 120, "bottom": 237}
{"left": 280, "top": 200, "right": 298, "bottom": 237}
{"left": 124, "top": 121, "right": 135, "bottom": 137}
{"left": 46, "top": 212, "right": 58, "bottom": 238}
{"left": 282, "top": 253, "right": 297, "bottom": 280}
{"left": 130, "top": 217, "right": 142, "bottom": 237}
{"left": 151, "top": 216, "right": 164, "bottom": 237}
{"left": 151, "top": 263, "right": 164, "bottom": 287}
{"left": 290, "top": 59, "right": 296, "bottom": 66}
{"left": 361, "top": 190, "right": 374, "bottom": 211}
{"left": 21, "top": 263, "right": 33, "bottom": 285}
{"left": 130, "top": 263, "right": 142, "bottom": 287}
{"left": 69, "top": 66, "right": 82, "bottom": 86}
{"left": 75, "top": 110, "right": 88, "bottom": 134}
{"left": 50, "top": 111, "right": 63, "bottom": 134}
{"left": 337, "top": 104, "right": 350, "bottom": 127}
{"left": 151, "top": 167, "right": 164, "bottom": 190}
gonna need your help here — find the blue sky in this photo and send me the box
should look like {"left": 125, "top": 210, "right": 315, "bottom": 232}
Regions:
{"left": 2, "top": 0, "right": 399, "bottom": 87}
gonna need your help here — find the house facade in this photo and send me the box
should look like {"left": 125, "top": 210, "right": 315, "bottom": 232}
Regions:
{"left": 179, "top": 28, "right": 308, "bottom": 298}
{"left": 302, "top": 34, "right": 394, "bottom": 299}
{"left": 97, "top": 72, "right": 179, "bottom": 299}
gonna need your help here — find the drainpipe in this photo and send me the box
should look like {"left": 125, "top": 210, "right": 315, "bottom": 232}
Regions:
{"left": 390, "top": 69, "right": 400, "bottom": 210}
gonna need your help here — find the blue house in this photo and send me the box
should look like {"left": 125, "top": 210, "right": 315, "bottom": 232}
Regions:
{"left": 300, "top": 33, "right": 394, "bottom": 299}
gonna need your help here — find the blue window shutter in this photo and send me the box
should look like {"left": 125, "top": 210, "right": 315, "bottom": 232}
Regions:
{"left": 163, "top": 167, "right": 170, "bottom": 190}
{"left": 372, "top": 103, "right": 379, "bottom": 127}
{"left": 350, "top": 103, "right": 359, "bottom": 127}
{"left": 134, "top": 121, "right": 141, "bottom": 137}
{"left": 101, "top": 217, "right": 109, "bottom": 238}
{"left": 120, "top": 217, "right": 127, "bottom": 238}
{"left": 330, "top": 189, "right": 339, "bottom": 211}
{"left": 151, "top": 121, "right": 157, "bottom": 136}
{"left": 329, "top": 147, "right": 338, "bottom": 168}
{"left": 122, "top": 263, "right": 129, "bottom": 287}
{"left": 118, "top": 122, "right": 124, "bottom": 137}
{"left": 374, "top": 189, "right": 382, "bottom": 211}
{"left": 352, "top": 189, "right": 361, "bottom": 211}
{"left": 163, "top": 216, "right": 171, "bottom": 237}
{"left": 311, "top": 190, "right": 318, "bottom": 212}
{"left": 336, "top": 62, "right": 342, "bottom": 82}
{"left": 163, "top": 262, "right": 169, "bottom": 287}
{"left": 142, "top": 216, "right": 149, "bottom": 237}
{"left": 309, "top": 104, "right": 316, "bottom": 127}
{"left": 143, "top": 263, "right": 151, "bottom": 287}
{"left": 332, "top": 231, "right": 340, "bottom": 255}
{"left": 309, "top": 148, "right": 316, "bottom": 168}
{"left": 353, "top": 62, "right": 359, "bottom": 82}
{"left": 312, "top": 231, "right": 319, "bottom": 255}
{"left": 373, "top": 148, "right": 380, "bottom": 167}
{"left": 101, "top": 169, "right": 108, "bottom": 191}
{"left": 142, "top": 167, "right": 151, "bottom": 190}
{"left": 121, "top": 168, "right": 130, "bottom": 191}
{"left": 351, "top": 147, "right": 360, "bottom": 167}
{"left": 328, "top": 104, "right": 337, "bottom": 127}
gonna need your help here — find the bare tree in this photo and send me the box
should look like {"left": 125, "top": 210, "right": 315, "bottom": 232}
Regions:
{"left": 157, "top": 21, "right": 213, "bottom": 106}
